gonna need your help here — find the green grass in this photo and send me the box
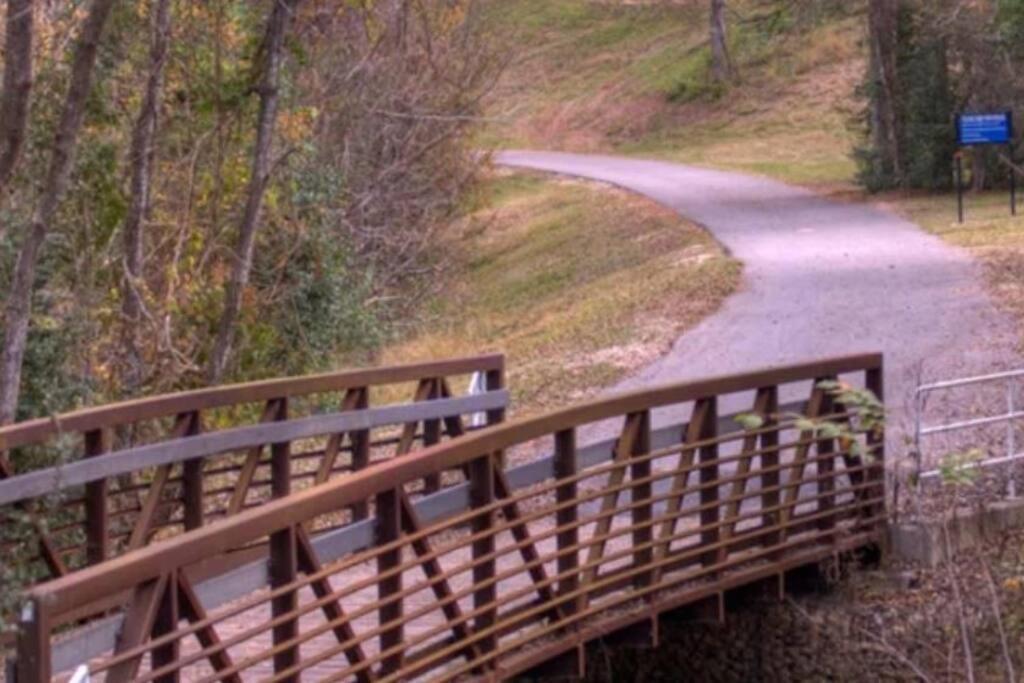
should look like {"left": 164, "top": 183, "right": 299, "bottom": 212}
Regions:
{"left": 380, "top": 172, "right": 740, "bottom": 413}
{"left": 894, "top": 192, "right": 1024, "bottom": 246}
{"left": 482, "top": 0, "right": 865, "bottom": 187}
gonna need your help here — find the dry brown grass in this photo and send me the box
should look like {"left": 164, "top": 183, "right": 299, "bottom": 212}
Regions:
{"left": 377, "top": 170, "right": 740, "bottom": 414}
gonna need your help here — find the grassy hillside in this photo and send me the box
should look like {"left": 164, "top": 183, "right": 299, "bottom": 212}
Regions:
{"left": 380, "top": 172, "right": 739, "bottom": 412}
{"left": 481, "top": 0, "right": 865, "bottom": 187}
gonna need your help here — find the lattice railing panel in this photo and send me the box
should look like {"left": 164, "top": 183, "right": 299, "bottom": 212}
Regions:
{"left": 0, "top": 356, "right": 505, "bottom": 601}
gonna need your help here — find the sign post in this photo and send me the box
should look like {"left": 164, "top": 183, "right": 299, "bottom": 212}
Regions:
{"left": 1012, "top": 156, "right": 1018, "bottom": 216}
{"left": 954, "top": 111, "right": 1015, "bottom": 223}
{"left": 955, "top": 152, "right": 964, "bottom": 224}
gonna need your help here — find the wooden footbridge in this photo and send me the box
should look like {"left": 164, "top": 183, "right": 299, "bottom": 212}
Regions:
{"left": 2, "top": 353, "right": 886, "bottom": 681}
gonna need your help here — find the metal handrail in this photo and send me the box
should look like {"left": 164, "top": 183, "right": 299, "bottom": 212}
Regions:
{"left": 917, "top": 367, "right": 1024, "bottom": 393}
{"left": 0, "top": 354, "right": 504, "bottom": 452}
{"left": 0, "top": 392, "right": 508, "bottom": 508}
{"left": 914, "top": 367, "right": 1024, "bottom": 494}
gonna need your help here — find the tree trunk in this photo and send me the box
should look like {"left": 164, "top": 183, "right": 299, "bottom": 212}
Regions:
{"left": 0, "top": 0, "right": 117, "bottom": 424}
{"left": 207, "top": 0, "right": 303, "bottom": 383}
{"left": 0, "top": 0, "right": 35, "bottom": 205}
{"left": 868, "top": 0, "right": 903, "bottom": 184}
{"left": 709, "top": 0, "right": 732, "bottom": 84}
{"left": 120, "top": 0, "right": 172, "bottom": 396}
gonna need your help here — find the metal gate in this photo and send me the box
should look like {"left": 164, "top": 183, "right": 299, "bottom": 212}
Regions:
{"left": 915, "top": 368, "right": 1024, "bottom": 497}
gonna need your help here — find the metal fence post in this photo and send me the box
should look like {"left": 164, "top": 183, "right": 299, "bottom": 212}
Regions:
{"left": 1008, "top": 381, "right": 1017, "bottom": 499}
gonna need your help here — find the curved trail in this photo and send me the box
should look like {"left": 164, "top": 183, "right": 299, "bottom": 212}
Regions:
{"left": 496, "top": 150, "right": 1020, "bottom": 423}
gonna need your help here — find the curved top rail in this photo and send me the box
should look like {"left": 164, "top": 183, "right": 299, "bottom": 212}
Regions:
{"left": 30, "top": 352, "right": 882, "bottom": 615}
{"left": 0, "top": 354, "right": 503, "bottom": 452}
{"left": 0, "top": 392, "right": 507, "bottom": 507}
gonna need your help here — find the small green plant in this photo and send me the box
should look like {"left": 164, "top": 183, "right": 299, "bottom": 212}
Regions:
{"left": 937, "top": 448, "right": 984, "bottom": 488}
{"left": 735, "top": 380, "right": 885, "bottom": 459}
{"left": 734, "top": 412, "right": 767, "bottom": 431}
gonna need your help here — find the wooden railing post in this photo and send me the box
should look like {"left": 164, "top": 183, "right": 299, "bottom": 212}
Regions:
{"left": 270, "top": 524, "right": 299, "bottom": 681}
{"left": 866, "top": 365, "right": 886, "bottom": 520}
{"left": 179, "top": 412, "right": 203, "bottom": 531}
{"left": 816, "top": 379, "right": 838, "bottom": 542}
{"left": 470, "top": 451, "right": 496, "bottom": 666}
{"left": 84, "top": 427, "right": 111, "bottom": 565}
{"left": 485, "top": 368, "right": 506, "bottom": 471}
{"left": 151, "top": 569, "right": 180, "bottom": 683}
{"left": 423, "top": 379, "right": 442, "bottom": 494}
{"left": 267, "top": 398, "right": 298, "bottom": 680}
{"left": 349, "top": 388, "right": 370, "bottom": 521}
{"left": 484, "top": 368, "right": 505, "bottom": 426}
{"left": 760, "top": 387, "right": 781, "bottom": 551}
{"left": 629, "top": 410, "right": 654, "bottom": 591}
{"left": 554, "top": 428, "right": 580, "bottom": 619}
{"left": 376, "top": 486, "right": 403, "bottom": 676}
{"left": 698, "top": 398, "right": 720, "bottom": 571}
{"left": 16, "top": 595, "right": 51, "bottom": 682}
{"left": 271, "top": 398, "right": 290, "bottom": 500}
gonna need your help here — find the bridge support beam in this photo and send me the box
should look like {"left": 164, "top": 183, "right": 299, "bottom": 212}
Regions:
{"left": 784, "top": 562, "right": 830, "bottom": 596}
{"left": 725, "top": 573, "right": 785, "bottom": 609}
{"left": 662, "top": 592, "right": 725, "bottom": 627}
{"left": 596, "top": 615, "right": 659, "bottom": 650}
{"left": 517, "top": 642, "right": 585, "bottom": 682}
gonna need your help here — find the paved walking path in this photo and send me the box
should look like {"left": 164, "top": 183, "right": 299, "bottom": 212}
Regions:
{"left": 496, "top": 151, "right": 1021, "bottom": 427}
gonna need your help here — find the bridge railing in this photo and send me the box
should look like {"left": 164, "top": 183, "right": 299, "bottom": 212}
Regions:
{"left": 14, "top": 353, "right": 885, "bottom": 682}
{"left": 0, "top": 354, "right": 506, "bottom": 595}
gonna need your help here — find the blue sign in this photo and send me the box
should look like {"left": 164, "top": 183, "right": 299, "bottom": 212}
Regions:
{"left": 957, "top": 112, "right": 1013, "bottom": 146}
